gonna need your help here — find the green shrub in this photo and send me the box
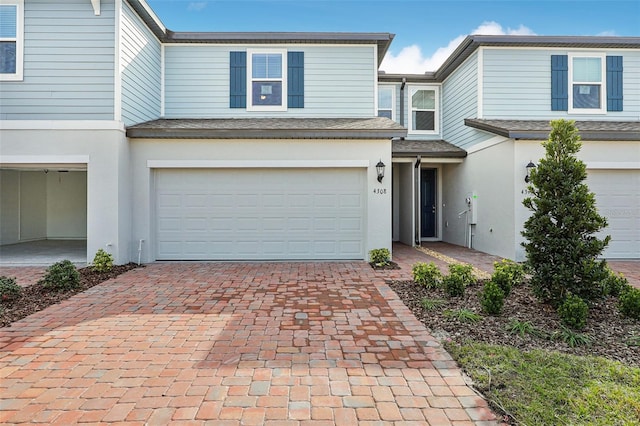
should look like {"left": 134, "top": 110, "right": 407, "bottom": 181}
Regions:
{"left": 40, "top": 260, "right": 80, "bottom": 291}
{"left": 506, "top": 319, "right": 546, "bottom": 339}
{"left": 618, "top": 287, "right": 640, "bottom": 320}
{"left": 602, "top": 268, "right": 630, "bottom": 297}
{"left": 91, "top": 249, "right": 114, "bottom": 273}
{"left": 552, "top": 326, "right": 592, "bottom": 347}
{"left": 420, "top": 298, "right": 445, "bottom": 311}
{"left": 492, "top": 259, "right": 525, "bottom": 296}
{"left": 481, "top": 280, "right": 505, "bottom": 315}
{"left": 558, "top": 294, "right": 589, "bottom": 330}
{"left": 412, "top": 262, "right": 442, "bottom": 288}
{"left": 443, "top": 274, "right": 466, "bottom": 298}
{"left": 448, "top": 263, "right": 475, "bottom": 286}
{"left": 0, "top": 276, "right": 22, "bottom": 302}
{"left": 369, "top": 248, "right": 391, "bottom": 266}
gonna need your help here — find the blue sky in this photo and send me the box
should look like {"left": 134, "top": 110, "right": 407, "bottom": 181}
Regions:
{"left": 146, "top": 0, "right": 640, "bottom": 72}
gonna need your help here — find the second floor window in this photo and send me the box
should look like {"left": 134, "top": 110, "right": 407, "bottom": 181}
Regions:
{"left": 569, "top": 54, "right": 605, "bottom": 113}
{"left": 248, "top": 49, "right": 287, "bottom": 111}
{"left": 378, "top": 86, "right": 394, "bottom": 120}
{"left": 0, "top": 0, "right": 23, "bottom": 81}
{"left": 409, "top": 87, "right": 438, "bottom": 134}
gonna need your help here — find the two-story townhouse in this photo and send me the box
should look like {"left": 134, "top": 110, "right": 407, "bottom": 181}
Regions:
{"left": 381, "top": 35, "right": 640, "bottom": 261}
{"left": 0, "top": 0, "right": 406, "bottom": 264}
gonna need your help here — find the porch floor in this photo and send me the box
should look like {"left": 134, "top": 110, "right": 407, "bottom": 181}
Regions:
{"left": 0, "top": 240, "right": 86, "bottom": 266}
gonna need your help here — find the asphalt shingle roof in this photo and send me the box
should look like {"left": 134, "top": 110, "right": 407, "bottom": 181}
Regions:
{"left": 392, "top": 139, "right": 467, "bottom": 158}
{"left": 126, "top": 118, "right": 408, "bottom": 139}
{"left": 465, "top": 119, "right": 640, "bottom": 141}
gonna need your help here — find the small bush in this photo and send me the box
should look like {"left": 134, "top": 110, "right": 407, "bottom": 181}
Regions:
{"left": 0, "top": 276, "right": 22, "bottom": 302}
{"left": 492, "top": 259, "right": 525, "bottom": 296}
{"left": 91, "top": 249, "right": 114, "bottom": 273}
{"left": 481, "top": 280, "right": 505, "bottom": 315}
{"left": 557, "top": 294, "right": 589, "bottom": 330}
{"left": 552, "top": 326, "right": 592, "bottom": 347}
{"left": 40, "top": 260, "right": 80, "bottom": 291}
{"left": 448, "top": 263, "right": 475, "bottom": 286}
{"left": 602, "top": 268, "right": 630, "bottom": 297}
{"left": 369, "top": 248, "right": 391, "bottom": 266}
{"left": 443, "top": 274, "right": 466, "bottom": 298}
{"left": 412, "top": 262, "right": 442, "bottom": 288}
{"left": 506, "top": 319, "right": 546, "bottom": 339}
{"left": 618, "top": 287, "right": 640, "bottom": 320}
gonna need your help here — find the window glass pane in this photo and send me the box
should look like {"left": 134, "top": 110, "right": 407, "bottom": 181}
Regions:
{"left": 413, "top": 111, "right": 435, "bottom": 131}
{"left": 573, "top": 57, "right": 601, "bottom": 82}
{"left": 265, "top": 54, "right": 282, "bottom": 78}
{"left": 252, "top": 54, "right": 267, "bottom": 78}
{"left": 378, "top": 87, "right": 393, "bottom": 109}
{"left": 378, "top": 110, "right": 392, "bottom": 119}
{"left": 252, "top": 81, "right": 282, "bottom": 106}
{"left": 572, "top": 84, "right": 600, "bottom": 109}
{"left": 0, "top": 5, "right": 17, "bottom": 38}
{"left": 0, "top": 41, "right": 16, "bottom": 74}
{"left": 412, "top": 90, "right": 435, "bottom": 110}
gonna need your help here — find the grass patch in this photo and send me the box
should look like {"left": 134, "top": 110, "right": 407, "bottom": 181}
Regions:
{"left": 506, "top": 318, "right": 547, "bottom": 339}
{"left": 446, "top": 341, "right": 640, "bottom": 425}
{"left": 443, "top": 308, "right": 481, "bottom": 323}
{"left": 420, "top": 297, "right": 445, "bottom": 311}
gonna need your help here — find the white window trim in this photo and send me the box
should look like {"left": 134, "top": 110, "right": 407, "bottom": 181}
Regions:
{"left": 0, "top": 0, "right": 23, "bottom": 81}
{"left": 246, "top": 48, "right": 287, "bottom": 112}
{"left": 408, "top": 85, "right": 439, "bottom": 135}
{"left": 568, "top": 52, "right": 606, "bottom": 115}
{"left": 377, "top": 84, "right": 395, "bottom": 121}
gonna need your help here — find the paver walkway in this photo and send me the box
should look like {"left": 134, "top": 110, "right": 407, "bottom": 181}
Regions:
{"left": 0, "top": 261, "right": 499, "bottom": 425}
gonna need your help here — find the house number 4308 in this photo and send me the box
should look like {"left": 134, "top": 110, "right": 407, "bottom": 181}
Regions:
{"left": 373, "top": 188, "right": 387, "bottom": 195}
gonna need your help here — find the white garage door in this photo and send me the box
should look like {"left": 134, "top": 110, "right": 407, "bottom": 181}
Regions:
{"left": 155, "top": 168, "right": 366, "bottom": 260}
{"left": 587, "top": 169, "right": 640, "bottom": 259}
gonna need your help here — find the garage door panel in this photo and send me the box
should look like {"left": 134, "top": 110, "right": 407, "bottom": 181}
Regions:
{"left": 587, "top": 170, "right": 640, "bottom": 258}
{"left": 155, "top": 168, "right": 366, "bottom": 260}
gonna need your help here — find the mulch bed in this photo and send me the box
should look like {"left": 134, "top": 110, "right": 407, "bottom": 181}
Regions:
{"left": 369, "top": 261, "right": 401, "bottom": 270}
{"left": 389, "top": 279, "right": 640, "bottom": 366}
{"left": 1, "top": 263, "right": 141, "bottom": 328}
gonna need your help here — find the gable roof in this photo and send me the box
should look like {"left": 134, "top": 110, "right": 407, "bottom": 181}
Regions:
{"left": 126, "top": 118, "right": 407, "bottom": 139}
{"left": 464, "top": 119, "right": 640, "bottom": 141}
{"left": 380, "top": 35, "right": 640, "bottom": 83}
{"left": 125, "top": 0, "right": 394, "bottom": 65}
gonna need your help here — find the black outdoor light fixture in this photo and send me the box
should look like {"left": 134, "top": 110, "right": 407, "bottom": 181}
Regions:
{"left": 525, "top": 160, "right": 536, "bottom": 183}
{"left": 376, "top": 160, "right": 386, "bottom": 183}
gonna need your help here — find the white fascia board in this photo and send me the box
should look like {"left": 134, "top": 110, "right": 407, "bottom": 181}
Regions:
{"left": 114, "top": 0, "right": 122, "bottom": 122}
{"left": 0, "top": 121, "right": 125, "bottom": 131}
{"left": 477, "top": 47, "right": 483, "bottom": 119}
{"left": 91, "top": 0, "right": 100, "bottom": 15}
{"left": 147, "top": 160, "right": 370, "bottom": 169}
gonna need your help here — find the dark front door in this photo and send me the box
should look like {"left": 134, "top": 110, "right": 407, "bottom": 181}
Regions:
{"left": 421, "top": 169, "right": 437, "bottom": 238}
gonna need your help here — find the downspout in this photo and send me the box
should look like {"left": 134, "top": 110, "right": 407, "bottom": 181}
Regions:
{"left": 400, "top": 77, "right": 406, "bottom": 129}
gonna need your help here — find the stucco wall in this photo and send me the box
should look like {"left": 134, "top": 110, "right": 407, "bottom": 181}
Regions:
{"left": 0, "top": 170, "right": 20, "bottom": 245}
{"left": 129, "top": 138, "right": 392, "bottom": 262}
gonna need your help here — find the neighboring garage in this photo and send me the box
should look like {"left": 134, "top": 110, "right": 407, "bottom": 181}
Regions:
{"left": 155, "top": 168, "right": 366, "bottom": 260}
{"left": 587, "top": 169, "right": 640, "bottom": 259}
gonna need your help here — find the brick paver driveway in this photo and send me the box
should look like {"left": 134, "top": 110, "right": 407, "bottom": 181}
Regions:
{"left": 1, "top": 262, "right": 497, "bottom": 425}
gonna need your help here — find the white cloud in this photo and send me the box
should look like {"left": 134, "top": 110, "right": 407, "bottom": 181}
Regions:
{"left": 595, "top": 30, "right": 617, "bottom": 37}
{"left": 187, "top": 2, "right": 207, "bottom": 12}
{"left": 380, "top": 21, "right": 536, "bottom": 74}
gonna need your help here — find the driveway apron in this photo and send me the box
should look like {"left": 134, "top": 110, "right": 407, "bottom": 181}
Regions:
{"left": 0, "top": 262, "right": 498, "bottom": 425}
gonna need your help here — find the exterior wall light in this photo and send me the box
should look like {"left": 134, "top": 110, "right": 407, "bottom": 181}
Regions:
{"left": 525, "top": 161, "right": 536, "bottom": 183}
{"left": 376, "top": 160, "right": 386, "bottom": 183}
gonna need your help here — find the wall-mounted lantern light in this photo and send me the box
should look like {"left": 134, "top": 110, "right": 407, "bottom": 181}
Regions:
{"left": 525, "top": 161, "right": 536, "bottom": 183}
{"left": 376, "top": 160, "right": 386, "bottom": 183}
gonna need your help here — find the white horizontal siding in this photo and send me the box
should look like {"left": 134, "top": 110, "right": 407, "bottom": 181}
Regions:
{"left": 120, "top": 1, "right": 161, "bottom": 125}
{"left": 0, "top": 0, "right": 115, "bottom": 120}
{"left": 164, "top": 45, "right": 375, "bottom": 118}
{"left": 442, "top": 51, "right": 489, "bottom": 149}
{"left": 483, "top": 48, "right": 640, "bottom": 120}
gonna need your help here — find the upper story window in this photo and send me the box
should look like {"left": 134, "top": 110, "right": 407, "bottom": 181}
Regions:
{"left": 247, "top": 49, "right": 287, "bottom": 111}
{"left": 569, "top": 54, "right": 606, "bottom": 113}
{"left": 378, "top": 85, "right": 395, "bottom": 120}
{"left": 409, "top": 86, "right": 439, "bottom": 134}
{"left": 0, "top": 0, "right": 23, "bottom": 81}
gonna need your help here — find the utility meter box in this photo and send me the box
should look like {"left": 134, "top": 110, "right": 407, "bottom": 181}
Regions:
{"left": 466, "top": 192, "right": 478, "bottom": 225}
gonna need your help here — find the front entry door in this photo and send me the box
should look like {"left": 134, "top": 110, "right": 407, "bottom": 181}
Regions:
{"left": 421, "top": 169, "right": 437, "bottom": 238}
